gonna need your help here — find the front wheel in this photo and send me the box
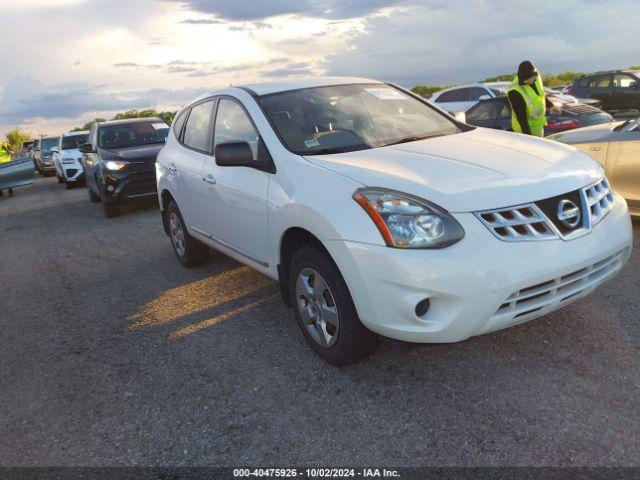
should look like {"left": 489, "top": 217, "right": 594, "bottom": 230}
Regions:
{"left": 56, "top": 173, "right": 63, "bottom": 184}
{"left": 87, "top": 186, "right": 101, "bottom": 203}
{"left": 289, "top": 245, "right": 377, "bottom": 366}
{"left": 103, "top": 202, "right": 119, "bottom": 218}
{"left": 166, "top": 201, "right": 208, "bottom": 268}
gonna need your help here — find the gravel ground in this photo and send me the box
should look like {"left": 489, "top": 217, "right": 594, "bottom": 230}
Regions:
{"left": 1, "top": 176, "right": 639, "bottom": 467}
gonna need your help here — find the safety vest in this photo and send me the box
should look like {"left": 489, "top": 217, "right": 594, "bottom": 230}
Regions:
{"left": 507, "top": 74, "right": 547, "bottom": 137}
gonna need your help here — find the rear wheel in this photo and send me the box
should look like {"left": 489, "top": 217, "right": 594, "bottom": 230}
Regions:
{"left": 289, "top": 245, "right": 377, "bottom": 366}
{"left": 167, "top": 201, "right": 208, "bottom": 268}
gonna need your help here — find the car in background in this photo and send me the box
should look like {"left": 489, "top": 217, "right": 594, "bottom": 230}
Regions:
{"left": 81, "top": 118, "right": 169, "bottom": 217}
{"left": 34, "top": 136, "right": 60, "bottom": 176}
{"left": 156, "top": 76, "right": 632, "bottom": 365}
{"left": 0, "top": 156, "right": 35, "bottom": 194}
{"left": 549, "top": 117, "right": 640, "bottom": 217}
{"left": 429, "top": 83, "right": 500, "bottom": 113}
{"left": 568, "top": 70, "right": 640, "bottom": 113}
{"left": 53, "top": 131, "right": 89, "bottom": 189}
{"left": 463, "top": 96, "right": 614, "bottom": 136}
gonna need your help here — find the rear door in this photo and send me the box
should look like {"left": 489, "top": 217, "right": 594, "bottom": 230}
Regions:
{"left": 585, "top": 74, "right": 613, "bottom": 109}
{"left": 199, "top": 97, "right": 271, "bottom": 269}
{"left": 175, "top": 99, "right": 216, "bottom": 232}
{"left": 610, "top": 73, "right": 640, "bottom": 111}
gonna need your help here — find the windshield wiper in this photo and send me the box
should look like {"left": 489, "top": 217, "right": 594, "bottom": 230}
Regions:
{"left": 303, "top": 144, "right": 372, "bottom": 155}
{"left": 613, "top": 118, "right": 634, "bottom": 131}
{"left": 384, "top": 133, "right": 445, "bottom": 147}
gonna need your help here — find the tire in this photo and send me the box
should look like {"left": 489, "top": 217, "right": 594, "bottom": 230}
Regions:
{"left": 166, "top": 201, "right": 208, "bottom": 268}
{"left": 65, "top": 180, "right": 73, "bottom": 190}
{"left": 103, "top": 201, "right": 119, "bottom": 218}
{"left": 288, "top": 244, "right": 377, "bottom": 366}
{"left": 57, "top": 174, "right": 63, "bottom": 184}
{"left": 87, "top": 186, "right": 101, "bottom": 203}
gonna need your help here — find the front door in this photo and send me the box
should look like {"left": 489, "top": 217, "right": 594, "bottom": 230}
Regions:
{"left": 200, "top": 97, "right": 271, "bottom": 269}
{"left": 606, "top": 129, "right": 640, "bottom": 210}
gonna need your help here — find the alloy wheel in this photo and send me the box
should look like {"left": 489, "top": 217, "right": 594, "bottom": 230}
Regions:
{"left": 295, "top": 267, "right": 340, "bottom": 348}
{"left": 169, "top": 212, "right": 186, "bottom": 257}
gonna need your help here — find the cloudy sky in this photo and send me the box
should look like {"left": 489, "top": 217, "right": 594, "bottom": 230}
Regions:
{"left": 1, "top": 0, "right": 638, "bottom": 136}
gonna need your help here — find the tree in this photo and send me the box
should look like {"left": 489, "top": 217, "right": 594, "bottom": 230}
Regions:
{"left": 71, "top": 118, "right": 106, "bottom": 132}
{"left": 411, "top": 85, "right": 452, "bottom": 98}
{"left": 4, "top": 128, "right": 31, "bottom": 155}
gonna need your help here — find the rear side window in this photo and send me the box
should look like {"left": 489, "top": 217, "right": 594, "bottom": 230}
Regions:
{"left": 468, "top": 87, "right": 490, "bottom": 101}
{"left": 183, "top": 100, "right": 215, "bottom": 152}
{"left": 173, "top": 109, "right": 188, "bottom": 140}
{"left": 437, "top": 88, "right": 469, "bottom": 102}
{"left": 213, "top": 99, "right": 259, "bottom": 160}
{"left": 587, "top": 75, "right": 611, "bottom": 88}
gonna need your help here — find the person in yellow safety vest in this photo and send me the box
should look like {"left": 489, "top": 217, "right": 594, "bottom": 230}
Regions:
{"left": 506, "top": 60, "right": 561, "bottom": 137}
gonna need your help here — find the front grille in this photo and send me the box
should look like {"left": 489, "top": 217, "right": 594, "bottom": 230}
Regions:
{"left": 66, "top": 169, "right": 78, "bottom": 177}
{"left": 584, "top": 177, "right": 613, "bottom": 226}
{"left": 492, "top": 249, "right": 627, "bottom": 321}
{"left": 477, "top": 205, "right": 556, "bottom": 241}
{"left": 476, "top": 176, "right": 614, "bottom": 242}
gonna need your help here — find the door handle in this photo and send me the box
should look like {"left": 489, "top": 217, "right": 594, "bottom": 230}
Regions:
{"left": 588, "top": 147, "right": 601, "bottom": 151}
{"left": 167, "top": 163, "right": 177, "bottom": 173}
{"left": 202, "top": 174, "right": 216, "bottom": 185}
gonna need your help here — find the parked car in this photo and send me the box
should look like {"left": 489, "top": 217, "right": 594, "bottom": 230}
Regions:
{"left": 156, "top": 77, "right": 632, "bottom": 365}
{"left": 0, "top": 156, "right": 35, "bottom": 194}
{"left": 568, "top": 70, "right": 640, "bottom": 113}
{"left": 549, "top": 117, "right": 640, "bottom": 217}
{"left": 53, "top": 131, "right": 89, "bottom": 189}
{"left": 429, "top": 83, "right": 499, "bottom": 113}
{"left": 34, "top": 136, "right": 60, "bottom": 176}
{"left": 81, "top": 118, "right": 169, "bottom": 217}
{"left": 463, "top": 96, "right": 614, "bottom": 135}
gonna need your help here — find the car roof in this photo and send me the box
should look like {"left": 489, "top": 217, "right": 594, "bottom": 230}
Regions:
{"left": 41, "top": 135, "right": 60, "bottom": 140}
{"left": 238, "top": 76, "right": 382, "bottom": 96}
{"left": 434, "top": 83, "right": 496, "bottom": 96}
{"left": 579, "top": 70, "right": 640, "bottom": 77}
{"left": 97, "top": 117, "right": 164, "bottom": 127}
{"left": 63, "top": 130, "right": 89, "bottom": 137}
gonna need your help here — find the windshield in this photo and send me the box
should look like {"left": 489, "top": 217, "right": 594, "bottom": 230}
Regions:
{"left": 62, "top": 134, "right": 88, "bottom": 150}
{"left": 41, "top": 138, "right": 59, "bottom": 150}
{"left": 98, "top": 122, "right": 169, "bottom": 149}
{"left": 258, "top": 84, "right": 460, "bottom": 154}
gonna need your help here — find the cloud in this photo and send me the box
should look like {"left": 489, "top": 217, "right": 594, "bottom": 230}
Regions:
{"left": 324, "top": 0, "right": 640, "bottom": 86}
{"left": 0, "top": 75, "right": 208, "bottom": 126}
{"left": 180, "top": 18, "right": 223, "bottom": 24}
{"left": 159, "top": 0, "right": 404, "bottom": 21}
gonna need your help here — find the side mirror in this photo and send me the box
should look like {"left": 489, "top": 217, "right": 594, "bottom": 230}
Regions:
{"left": 478, "top": 94, "right": 491, "bottom": 101}
{"left": 50, "top": 147, "right": 58, "bottom": 153}
{"left": 79, "top": 143, "right": 95, "bottom": 154}
{"left": 215, "top": 141, "right": 254, "bottom": 167}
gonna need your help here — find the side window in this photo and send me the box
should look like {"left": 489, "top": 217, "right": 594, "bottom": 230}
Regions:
{"left": 466, "top": 102, "right": 496, "bottom": 121}
{"left": 613, "top": 74, "right": 638, "bottom": 90}
{"left": 172, "top": 109, "right": 188, "bottom": 140}
{"left": 183, "top": 100, "right": 215, "bottom": 152}
{"left": 437, "top": 88, "right": 469, "bottom": 103}
{"left": 213, "top": 98, "right": 259, "bottom": 160}
{"left": 497, "top": 102, "right": 511, "bottom": 119}
{"left": 588, "top": 75, "right": 611, "bottom": 89}
{"left": 469, "top": 87, "right": 489, "bottom": 101}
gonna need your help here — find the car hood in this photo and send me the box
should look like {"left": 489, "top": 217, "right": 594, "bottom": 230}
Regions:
{"left": 99, "top": 143, "right": 164, "bottom": 163}
{"left": 304, "top": 128, "right": 603, "bottom": 212}
{"left": 61, "top": 148, "right": 82, "bottom": 159}
{"left": 547, "top": 122, "right": 623, "bottom": 144}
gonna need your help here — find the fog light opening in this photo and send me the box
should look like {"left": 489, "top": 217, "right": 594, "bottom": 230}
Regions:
{"left": 415, "top": 298, "right": 431, "bottom": 318}
{"left": 107, "top": 185, "right": 115, "bottom": 192}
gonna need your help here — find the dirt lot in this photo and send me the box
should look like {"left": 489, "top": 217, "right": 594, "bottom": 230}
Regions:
{"left": 1, "top": 176, "right": 639, "bottom": 467}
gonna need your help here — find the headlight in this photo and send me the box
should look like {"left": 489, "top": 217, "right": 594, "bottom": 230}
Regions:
{"left": 105, "top": 160, "right": 127, "bottom": 171}
{"left": 353, "top": 188, "right": 465, "bottom": 248}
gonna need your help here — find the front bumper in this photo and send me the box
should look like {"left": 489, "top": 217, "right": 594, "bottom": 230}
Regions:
{"left": 61, "top": 163, "right": 84, "bottom": 182}
{"left": 102, "top": 168, "right": 157, "bottom": 203}
{"left": 325, "top": 192, "right": 633, "bottom": 343}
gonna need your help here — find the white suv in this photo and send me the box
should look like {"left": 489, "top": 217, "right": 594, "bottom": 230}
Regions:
{"left": 53, "top": 131, "right": 89, "bottom": 189}
{"left": 156, "top": 77, "right": 633, "bottom": 365}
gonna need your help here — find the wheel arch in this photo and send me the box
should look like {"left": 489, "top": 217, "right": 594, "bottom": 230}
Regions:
{"left": 277, "top": 227, "right": 333, "bottom": 306}
{"left": 160, "top": 189, "right": 175, "bottom": 236}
